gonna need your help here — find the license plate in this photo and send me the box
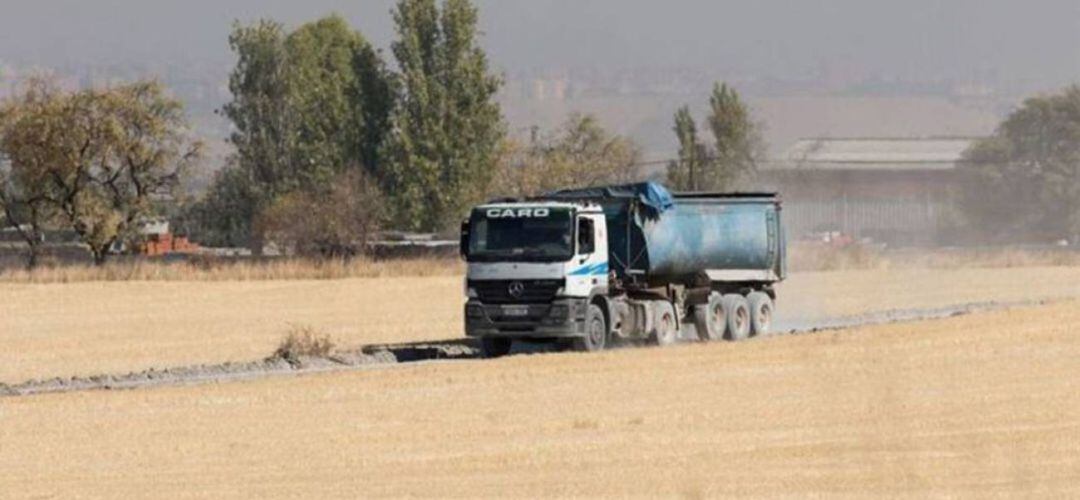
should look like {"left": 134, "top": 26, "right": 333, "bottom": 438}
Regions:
{"left": 502, "top": 305, "right": 530, "bottom": 317}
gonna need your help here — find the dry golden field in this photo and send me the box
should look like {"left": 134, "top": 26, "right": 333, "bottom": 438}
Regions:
{"left": 3, "top": 266, "right": 1080, "bottom": 383}
{"left": 0, "top": 257, "right": 463, "bottom": 283}
{"left": 2, "top": 301, "right": 1078, "bottom": 498}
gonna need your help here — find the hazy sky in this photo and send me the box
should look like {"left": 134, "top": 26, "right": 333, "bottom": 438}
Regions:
{"left": 1, "top": 0, "right": 1079, "bottom": 87}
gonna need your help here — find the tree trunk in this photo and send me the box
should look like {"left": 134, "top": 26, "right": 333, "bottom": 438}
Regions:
{"left": 248, "top": 210, "right": 266, "bottom": 257}
{"left": 249, "top": 229, "right": 265, "bottom": 257}
{"left": 25, "top": 243, "right": 39, "bottom": 270}
{"left": 91, "top": 246, "right": 109, "bottom": 266}
{"left": 2, "top": 207, "right": 45, "bottom": 270}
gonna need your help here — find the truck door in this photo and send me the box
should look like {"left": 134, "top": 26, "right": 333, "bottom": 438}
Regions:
{"left": 567, "top": 214, "right": 609, "bottom": 296}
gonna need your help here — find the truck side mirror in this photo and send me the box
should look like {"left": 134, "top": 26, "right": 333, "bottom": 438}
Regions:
{"left": 459, "top": 219, "right": 470, "bottom": 260}
{"left": 578, "top": 218, "right": 595, "bottom": 255}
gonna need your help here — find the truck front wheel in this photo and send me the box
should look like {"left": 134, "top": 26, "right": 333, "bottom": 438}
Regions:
{"left": 480, "top": 337, "right": 513, "bottom": 358}
{"left": 572, "top": 304, "right": 608, "bottom": 352}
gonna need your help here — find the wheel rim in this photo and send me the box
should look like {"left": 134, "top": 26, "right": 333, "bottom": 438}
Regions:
{"left": 660, "top": 313, "right": 674, "bottom": 342}
{"left": 736, "top": 307, "right": 749, "bottom": 332}
{"left": 758, "top": 305, "right": 771, "bottom": 331}
{"left": 589, "top": 317, "right": 605, "bottom": 347}
{"left": 711, "top": 304, "right": 725, "bottom": 337}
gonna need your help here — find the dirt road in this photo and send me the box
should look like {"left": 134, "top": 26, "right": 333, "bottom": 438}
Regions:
{"left": 3, "top": 266, "right": 1080, "bottom": 383}
{"left": 3, "top": 301, "right": 1078, "bottom": 498}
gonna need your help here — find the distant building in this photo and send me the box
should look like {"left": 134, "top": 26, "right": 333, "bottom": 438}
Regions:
{"left": 138, "top": 218, "right": 171, "bottom": 237}
{"left": 760, "top": 137, "right": 982, "bottom": 246}
{"left": 134, "top": 217, "right": 199, "bottom": 256}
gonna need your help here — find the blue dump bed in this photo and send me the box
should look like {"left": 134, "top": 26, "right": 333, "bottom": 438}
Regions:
{"left": 546, "top": 182, "right": 786, "bottom": 286}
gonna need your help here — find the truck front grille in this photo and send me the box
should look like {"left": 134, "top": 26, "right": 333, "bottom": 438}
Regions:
{"left": 469, "top": 279, "right": 564, "bottom": 304}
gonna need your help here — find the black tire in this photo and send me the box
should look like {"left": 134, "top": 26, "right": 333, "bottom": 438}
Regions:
{"left": 693, "top": 292, "right": 727, "bottom": 341}
{"left": 480, "top": 337, "right": 513, "bottom": 358}
{"left": 747, "top": 292, "right": 774, "bottom": 337}
{"left": 572, "top": 304, "right": 607, "bottom": 352}
{"left": 651, "top": 301, "right": 678, "bottom": 347}
{"left": 723, "top": 294, "right": 751, "bottom": 341}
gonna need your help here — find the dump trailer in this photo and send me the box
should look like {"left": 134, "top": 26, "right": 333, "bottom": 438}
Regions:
{"left": 460, "top": 182, "right": 786, "bottom": 357}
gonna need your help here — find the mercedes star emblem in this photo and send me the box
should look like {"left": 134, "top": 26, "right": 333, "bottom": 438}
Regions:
{"left": 507, "top": 281, "right": 525, "bottom": 298}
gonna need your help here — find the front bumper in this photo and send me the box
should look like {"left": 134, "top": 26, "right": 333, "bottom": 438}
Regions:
{"left": 465, "top": 297, "right": 589, "bottom": 338}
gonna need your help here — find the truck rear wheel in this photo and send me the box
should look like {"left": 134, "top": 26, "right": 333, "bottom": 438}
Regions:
{"left": 747, "top": 292, "right": 774, "bottom": 337}
{"left": 572, "top": 304, "right": 607, "bottom": 352}
{"left": 651, "top": 301, "right": 678, "bottom": 347}
{"left": 480, "top": 337, "right": 513, "bottom": 358}
{"left": 723, "top": 294, "right": 751, "bottom": 341}
{"left": 693, "top": 292, "right": 727, "bottom": 341}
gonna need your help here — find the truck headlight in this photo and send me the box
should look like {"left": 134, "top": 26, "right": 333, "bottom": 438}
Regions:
{"left": 549, "top": 304, "right": 568, "bottom": 319}
{"left": 466, "top": 304, "right": 484, "bottom": 319}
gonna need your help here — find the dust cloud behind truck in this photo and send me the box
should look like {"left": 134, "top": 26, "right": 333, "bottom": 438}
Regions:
{"left": 460, "top": 182, "right": 785, "bottom": 357}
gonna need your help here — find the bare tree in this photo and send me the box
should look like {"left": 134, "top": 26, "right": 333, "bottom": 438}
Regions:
{"left": 261, "top": 170, "right": 386, "bottom": 259}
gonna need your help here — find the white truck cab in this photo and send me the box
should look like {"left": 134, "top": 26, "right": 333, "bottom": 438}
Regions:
{"left": 461, "top": 201, "right": 610, "bottom": 354}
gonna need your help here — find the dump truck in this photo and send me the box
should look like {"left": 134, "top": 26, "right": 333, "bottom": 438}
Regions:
{"left": 460, "top": 182, "right": 786, "bottom": 357}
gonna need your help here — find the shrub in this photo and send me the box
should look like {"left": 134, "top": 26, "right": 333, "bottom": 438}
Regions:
{"left": 273, "top": 325, "right": 335, "bottom": 361}
{"left": 260, "top": 170, "right": 386, "bottom": 259}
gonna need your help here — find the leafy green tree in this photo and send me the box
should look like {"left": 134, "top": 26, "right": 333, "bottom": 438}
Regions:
{"left": 0, "top": 81, "right": 60, "bottom": 268}
{"left": 214, "top": 16, "right": 394, "bottom": 252}
{"left": 492, "top": 113, "right": 642, "bottom": 197}
{"left": 666, "top": 106, "right": 708, "bottom": 191}
{"left": 218, "top": 20, "right": 292, "bottom": 253}
{"left": 222, "top": 20, "right": 293, "bottom": 198}
{"left": 707, "top": 82, "right": 760, "bottom": 183}
{"left": 667, "top": 83, "right": 762, "bottom": 191}
{"left": 381, "top": 0, "right": 505, "bottom": 231}
{"left": 1, "top": 80, "right": 54, "bottom": 268}
{"left": 284, "top": 15, "right": 395, "bottom": 186}
{"left": 960, "top": 86, "right": 1080, "bottom": 243}
{"left": 179, "top": 165, "right": 258, "bottom": 248}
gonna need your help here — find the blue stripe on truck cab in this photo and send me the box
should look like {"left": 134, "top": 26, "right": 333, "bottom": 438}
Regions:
{"left": 569, "top": 262, "right": 609, "bottom": 276}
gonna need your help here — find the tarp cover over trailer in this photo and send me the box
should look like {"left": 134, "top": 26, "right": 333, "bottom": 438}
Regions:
{"left": 544, "top": 182, "right": 786, "bottom": 286}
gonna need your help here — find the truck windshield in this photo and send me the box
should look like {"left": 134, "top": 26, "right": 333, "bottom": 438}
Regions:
{"left": 467, "top": 207, "right": 574, "bottom": 262}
